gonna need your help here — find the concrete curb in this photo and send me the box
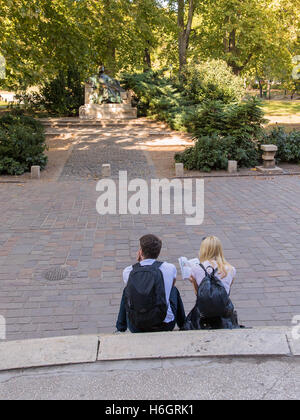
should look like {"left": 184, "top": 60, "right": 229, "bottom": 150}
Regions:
{"left": 98, "top": 328, "right": 292, "bottom": 361}
{"left": 0, "top": 327, "right": 299, "bottom": 372}
{"left": 0, "top": 335, "right": 99, "bottom": 371}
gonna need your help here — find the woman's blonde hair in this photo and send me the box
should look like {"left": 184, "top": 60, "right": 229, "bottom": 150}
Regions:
{"left": 199, "top": 236, "right": 233, "bottom": 278}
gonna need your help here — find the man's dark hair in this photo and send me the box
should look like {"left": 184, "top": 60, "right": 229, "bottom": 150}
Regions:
{"left": 140, "top": 234, "right": 162, "bottom": 259}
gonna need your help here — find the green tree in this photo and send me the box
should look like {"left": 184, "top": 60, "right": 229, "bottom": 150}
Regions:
{"left": 191, "top": 0, "right": 300, "bottom": 77}
{"left": 177, "top": 0, "right": 196, "bottom": 70}
{"left": 0, "top": 0, "right": 171, "bottom": 87}
{"left": 0, "top": 0, "right": 91, "bottom": 88}
{"left": 0, "top": 0, "right": 299, "bottom": 91}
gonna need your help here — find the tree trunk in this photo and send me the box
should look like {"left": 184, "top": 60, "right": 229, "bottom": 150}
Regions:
{"left": 229, "top": 29, "right": 236, "bottom": 52}
{"left": 267, "top": 80, "right": 271, "bottom": 100}
{"left": 223, "top": 16, "right": 253, "bottom": 75}
{"left": 229, "top": 52, "right": 253, "bottom": 76}
{"left": 143, "top": 44, "right": 152, "bottom": 72}
{"left": 103, "top": 0, "right": 117, "bottom": 76}
{"left": 178, "top": 0, "right": 195, "bottom": 71}
{"left": 223, "top": 16, "right": 229, "bottom": 52}
{"left": 178, "top": 35, "right": 187, "bottom": 70}
{"left": 259, "top": 80, "right": 263, "bottom": 98}
{"left": 291, "top": 89, "right": 296, "bottom": 100}
{"left": 106, "top": 46, "right": 117, "bottom": 76}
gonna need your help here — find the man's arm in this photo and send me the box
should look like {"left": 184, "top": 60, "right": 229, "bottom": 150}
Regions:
{"left": 172, "top": 264, "right": 177, "bottom": 287}
{"left": 123, "top": 266, "right": 133, "bottom": 285}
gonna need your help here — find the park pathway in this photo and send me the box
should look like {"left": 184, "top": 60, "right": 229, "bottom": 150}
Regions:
{"left": 0, "top": 117, "right": 299, "bottom": 340}
{"left": 56, "top": 119, "right": 157, "bottom": 180}
{"left": 43, "top": 118, "right": 193, "bottom": 181}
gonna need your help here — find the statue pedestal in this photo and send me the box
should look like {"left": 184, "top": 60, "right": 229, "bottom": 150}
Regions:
{"left": 256, "top": 144, "right": 283, "bottom": 174}
{"left": 80, "top": 83, "right": 136, "bottom": 120}
{"left": 79, "top": 103, "right": 137, "bottom": 120}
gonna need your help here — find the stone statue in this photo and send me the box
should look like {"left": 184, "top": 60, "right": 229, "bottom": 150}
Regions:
{"left": 87, "top": 66, "right": 124, "bottom": 105}
{"left": 79, "top": 66, "right": 137, "bottom": 120}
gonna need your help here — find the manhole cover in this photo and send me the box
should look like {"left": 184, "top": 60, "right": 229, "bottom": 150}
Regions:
{"left": 43, "top": 266, "right": 69, "bottom": 281}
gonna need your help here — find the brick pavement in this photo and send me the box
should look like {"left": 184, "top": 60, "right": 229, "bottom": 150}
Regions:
{"left": 59, "top": 130, "right": 156, "bottom": 180}
{"left": 0, "top": 120, "right": 300, "bottom": 340}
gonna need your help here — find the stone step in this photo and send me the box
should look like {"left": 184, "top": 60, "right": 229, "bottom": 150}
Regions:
{"left": 45, "top": 131, "right": 187, "bottom": 140}
{"left": 43, "top": 124, "right": 189, "bottom": 140}
{"left": 98, "top": 327, "right": 293, "bottom": 361}
{"left": 45, "top": 132, "right": 77, "bottom": 139}
{"left": 41, "top": 116, "right": 165, "bottom": 123}
{"left": 148, "top": 131, "right": 181, "bottom": 137}
{"left": 42, "top": 120, "right": 138, "bottom": 127}
{"left": 0, "top": 327, "right": 297, "bottom": 372}
{"left": 44, "top": 134, "right": 191, "bottom": 142}
{"left": 44, "top": 128, "right": 188, "bottom": 137}
{"left": 138, "top": 137, "right": 194, "bottom": 147}
{"left": 41, "top": 118, "right": 169, "bottom": 130}
{"left": 42, "top": 123, "right": 168, "bottom": 131}
{"left": 41, "top": 118, "right": 165, "bottom": 123}
{"left": 43, "top": 121, "right": 139, "bottom": 132}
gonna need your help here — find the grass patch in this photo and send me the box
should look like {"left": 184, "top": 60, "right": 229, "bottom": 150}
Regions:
{"left": 262, "top": 100, "right": 300, "bottom": 116}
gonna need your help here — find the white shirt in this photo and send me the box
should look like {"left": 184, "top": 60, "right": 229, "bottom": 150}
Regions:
{"left": 191, "top": 260, "right": 236, "bottom": 295}
{"left": 123, "top": 259, "right": 177, "bottom": 323}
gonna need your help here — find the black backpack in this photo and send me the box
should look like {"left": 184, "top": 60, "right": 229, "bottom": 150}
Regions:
{"left": 182, "top": 263, "right": 241, "bottom": 331}
{"left": 125, "top": 261, "right": 168, "bottom": 332}
{"left": 196, "top": 263, "right": 233, "bottom": 318}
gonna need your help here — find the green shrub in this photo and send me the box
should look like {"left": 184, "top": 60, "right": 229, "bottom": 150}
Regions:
{"left": 41, "top": 66, "right": 84, "bottom": 116}
{"left": 0, "top": 110, "right": 44, "bottom": 133}
{"left": 183, "top": 60, "right": 245, "bottom": 103}
{"left": 121, "top": 70, "right": 185, "bottom": 118}
{"left": 262, "top": 126, "right": 300, "bottom": 163}
{"left": 163, "top": 104, "right": 199, "bottom": 132}
{"left": 121, "top": 65, "right": 255, "bottom": 134}
{"left": 192, "top": 98, "right": 266, "bottom": 138}
{"left": 175, "top": 135, "right": 228, "bottom": 172}
{"left": 14, "top": 67, "right": 84, "bottom": 117}
{"left": 174, "top": 98, "right": 265, "bottom": 171}
{"left": 14, "top": 92, "right": 45, "bottom": 114}
{"left": 0, "top": 113, "right": 47, "bottom": 175}
{"left": 175, "top": 134, "right": 259, "bottom": 172}
{"left": 122, "top": 68, "right": 267, "bottom": 172}
{"left": 0, "top": 157, "right": 27, "bottom": 175}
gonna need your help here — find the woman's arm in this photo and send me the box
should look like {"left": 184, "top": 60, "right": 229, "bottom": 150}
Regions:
{"left": 189, "top": 275, "right": 198, "bottom": 295}
{"left": 230, "top": 267, "right": 236, "bottom": 291}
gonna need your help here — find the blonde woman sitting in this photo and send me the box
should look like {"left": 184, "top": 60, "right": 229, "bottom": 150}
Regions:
{"left": 184, "top": 235, "right": 241, "bottom": 330}
{"left": 190, "top": 236, "right": 236, "bottom": 296}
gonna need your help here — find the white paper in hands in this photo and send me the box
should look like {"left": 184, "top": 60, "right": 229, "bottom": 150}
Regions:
{"left": 178, "top": 257, "right": 200, "bottom": 280}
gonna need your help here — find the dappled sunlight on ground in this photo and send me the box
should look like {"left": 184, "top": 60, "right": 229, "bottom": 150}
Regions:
{"left": 1, "top": 109, "right": 299, "bottom": 183}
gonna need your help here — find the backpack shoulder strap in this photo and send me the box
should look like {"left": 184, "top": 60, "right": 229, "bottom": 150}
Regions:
{"left": 152, "top": 261, "right": 163, "bottom": 268}
{"left": 200, "top": 263, "right": 218, "bottom": 277}
{"left": 199, "top": 263, "right": 208, "bottom": 275}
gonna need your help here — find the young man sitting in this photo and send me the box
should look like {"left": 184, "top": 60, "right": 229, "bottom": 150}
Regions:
{"left": 116, "top": 234, "right": 186, "bottom": 333}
